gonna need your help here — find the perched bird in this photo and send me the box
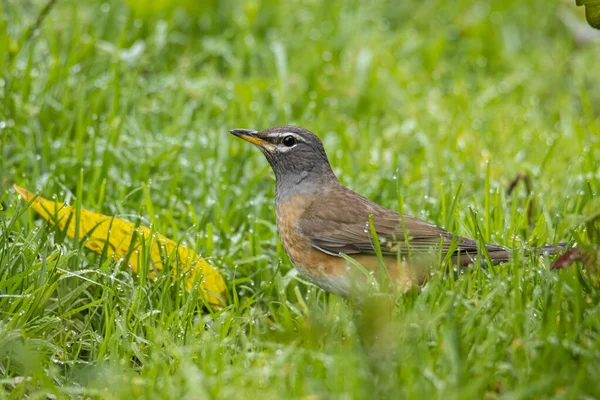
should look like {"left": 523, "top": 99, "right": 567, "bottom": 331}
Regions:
{"left": 230, "top": 125, "right": 560, "bottom": 297}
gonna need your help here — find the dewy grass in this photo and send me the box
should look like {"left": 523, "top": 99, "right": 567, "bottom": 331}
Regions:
{"left": 1, "top": 0, "right": 600, "bottom": 398}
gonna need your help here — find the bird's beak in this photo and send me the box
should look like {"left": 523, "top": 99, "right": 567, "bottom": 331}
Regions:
{"left": 229, "top": 128, "right": 275, "bottom": 150}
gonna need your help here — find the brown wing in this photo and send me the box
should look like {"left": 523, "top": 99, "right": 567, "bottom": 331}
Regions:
{"left": 297, "top": 187, "right": 507, "bottom": 262}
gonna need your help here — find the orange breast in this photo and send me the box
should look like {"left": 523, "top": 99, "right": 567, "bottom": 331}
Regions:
{"left": 275, "top": 195, "right": 349, "bottom": 295}
{"left": 275, "top": 195, "right": 424, "bottom": 297}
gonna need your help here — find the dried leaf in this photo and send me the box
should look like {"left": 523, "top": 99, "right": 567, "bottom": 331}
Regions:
{"left": 551, "top": 248, "right": 590, "bottom": 270}
{"left": 14, "top": 185, "right": 226, "bottom": 307}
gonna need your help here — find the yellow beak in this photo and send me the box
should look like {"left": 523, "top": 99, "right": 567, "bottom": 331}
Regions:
{"left": 229, "top": 129, "right": 275, "bottom": 150}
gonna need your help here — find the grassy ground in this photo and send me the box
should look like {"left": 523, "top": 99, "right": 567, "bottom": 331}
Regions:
{"left": 1, "top": 0, "right": 600, "bottom": 398}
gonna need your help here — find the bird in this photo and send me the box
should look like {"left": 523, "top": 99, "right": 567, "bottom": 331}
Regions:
{"left": 229, "top": 125, "right": 563, "bottom": 297}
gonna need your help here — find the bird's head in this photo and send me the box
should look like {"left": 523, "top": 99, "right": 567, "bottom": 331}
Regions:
{"left": 229, "top": 125, "right": 337, "bottom": 190}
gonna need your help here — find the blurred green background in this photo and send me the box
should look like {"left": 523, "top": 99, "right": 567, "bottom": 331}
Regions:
{"left": 1, "top": 0, "right": 600, "bottom": 398}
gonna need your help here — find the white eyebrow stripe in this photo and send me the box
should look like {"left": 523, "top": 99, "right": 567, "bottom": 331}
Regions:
{"left": 265, "top": 132, "right": 305, "bottom": 142}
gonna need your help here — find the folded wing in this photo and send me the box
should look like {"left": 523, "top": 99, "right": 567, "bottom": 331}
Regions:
{"left": 297, "top": 187, "right": 509, "bottom": 264}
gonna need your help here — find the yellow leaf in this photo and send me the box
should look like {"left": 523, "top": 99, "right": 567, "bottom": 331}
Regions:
{"left": 14, "top": 185, "right": 226, "bottom": 307}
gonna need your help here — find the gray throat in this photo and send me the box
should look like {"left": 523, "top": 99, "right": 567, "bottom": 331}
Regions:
{"left": 274, "top": 166, "right": 339, "bottom": 201}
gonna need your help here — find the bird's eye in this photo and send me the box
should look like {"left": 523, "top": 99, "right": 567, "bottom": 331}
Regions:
{"left": 282, "top": 135, "right": 296, "bottom": 147}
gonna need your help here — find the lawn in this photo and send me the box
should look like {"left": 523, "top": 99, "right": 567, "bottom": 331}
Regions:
{"left": 1, "top": 0, "right": 600, "bottom": 398}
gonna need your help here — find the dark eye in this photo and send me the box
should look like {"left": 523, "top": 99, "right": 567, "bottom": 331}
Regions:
{"left": 282, "top": 135, "right": 296, "bottom": 147}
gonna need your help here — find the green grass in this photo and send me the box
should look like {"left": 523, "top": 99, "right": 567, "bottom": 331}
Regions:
{"left": 1, "top": 0, "right": 600, "bottom": 398}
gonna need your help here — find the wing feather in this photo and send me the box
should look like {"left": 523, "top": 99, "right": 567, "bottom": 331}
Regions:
{"left": 296, "top": 187, "right": 505, "bottom": 262}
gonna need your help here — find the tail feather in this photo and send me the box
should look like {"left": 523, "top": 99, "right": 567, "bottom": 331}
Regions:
{"left": 452, "top": 244, "right": 511, "bottom": 266}
{"left": 537, "top": 243, "right": 568, "bottom": 256}
{"left": 453, "top": 242, "right": 568, "bottom": 266}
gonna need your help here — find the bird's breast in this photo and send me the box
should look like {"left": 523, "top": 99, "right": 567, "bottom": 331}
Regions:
{"left": 274, "top": 195, "right": 424, "bottom": 296}
{"left": 275, "top": 195, "right": 352, "bottom": 296}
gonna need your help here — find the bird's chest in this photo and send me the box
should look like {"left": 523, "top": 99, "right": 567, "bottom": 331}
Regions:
{"left": 275, "top": 195, "right": 313, "bottom": 260}
{"left": 275, "top": 195, "right": 350, "bottom": 295}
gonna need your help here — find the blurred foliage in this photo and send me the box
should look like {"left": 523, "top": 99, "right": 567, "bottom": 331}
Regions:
{"left": 0, "top": 0, "right": 599, "bottom": 398}
{"left": 126, "top": 0, "right": 217, "bottom": 18}
{"left": 577, "top": 0, "right": 600, "bottom": 28}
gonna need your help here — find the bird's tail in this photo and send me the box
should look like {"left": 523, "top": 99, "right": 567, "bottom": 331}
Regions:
{"left": 455, "top": 242, "right": 568, "bottom": 266}
{"left": 536, "top": 243, "right": 569, "bottom": 256}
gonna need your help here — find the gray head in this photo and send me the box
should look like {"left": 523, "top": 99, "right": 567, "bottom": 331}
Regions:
{"left": 229, "top": 125, "right": 339, "bottom": 196}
